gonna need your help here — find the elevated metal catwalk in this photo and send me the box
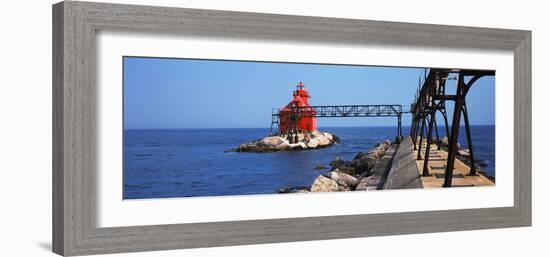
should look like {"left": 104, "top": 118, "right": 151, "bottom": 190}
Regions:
{"left": 271, "top": 104, "right": 403, "bottom": 141}
{"left": 409, "top": 68, "right": 494, "bottom": 187}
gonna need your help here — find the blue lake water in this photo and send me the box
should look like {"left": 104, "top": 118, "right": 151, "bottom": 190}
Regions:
{"left": 123, "top": 126, "right": 495, "bottom": 199}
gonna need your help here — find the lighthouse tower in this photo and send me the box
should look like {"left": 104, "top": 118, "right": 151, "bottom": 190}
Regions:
{"left": 279, "top": 82, "right": 317, "bottom": 135}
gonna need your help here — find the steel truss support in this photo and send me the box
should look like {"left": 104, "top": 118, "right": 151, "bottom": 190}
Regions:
{"left": 410, "top": 69, "right": 494, "bottom": 187}
{"left": 442, "top": 72, "right": 490, "bottom": 187}
{"left": 422, "top": 74, "right": 439, "bottom": 176}
{"left": 462, "top": 102, "right": 476, "bottom": 176}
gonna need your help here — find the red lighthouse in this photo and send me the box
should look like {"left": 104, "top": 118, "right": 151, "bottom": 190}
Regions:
{"left": 279, "top": 82, "right": 317, "bottom": 135}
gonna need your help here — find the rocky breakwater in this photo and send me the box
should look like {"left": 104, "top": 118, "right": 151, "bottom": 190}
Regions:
{"left": 279, "top": 140, "right": 395, "bottom": 193}
{"left": 236, "top": 131, "right": 339, "bottom": 153}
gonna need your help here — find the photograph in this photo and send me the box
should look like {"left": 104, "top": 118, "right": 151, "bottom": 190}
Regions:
{"left": 123, "top": 57, "right": 496, "bottom": 199}
{"left": 0, "top": 0, "right": 539, "bottom": 256}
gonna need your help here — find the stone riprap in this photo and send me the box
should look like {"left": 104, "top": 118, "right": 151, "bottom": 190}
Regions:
{"left": 236, "top": 131, "right": 339, "bottom": 153}
{"left": 280, "top": 140, "right": 397, "bottom": 194}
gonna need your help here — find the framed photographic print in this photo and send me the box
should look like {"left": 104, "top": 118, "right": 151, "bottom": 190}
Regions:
{"left": 52, "top": 1, "right": 531, "bottom": 256}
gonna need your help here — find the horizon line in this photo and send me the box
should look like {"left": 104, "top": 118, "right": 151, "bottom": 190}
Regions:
{"left": 124, "top": 124, "right": 496, "bottom": 130}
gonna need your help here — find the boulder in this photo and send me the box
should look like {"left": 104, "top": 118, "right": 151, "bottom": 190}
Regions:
{"left": 289, "top": 142, "right": 307, "bottom": 150}
{"left": 335, "top": 166, "right": 357, "bottom": 175}
{"left": 353, "top": 151, "right": 368, "bottom": 160}
{"left": 355, "top": 176, "right": 380, "bottom": 191}
{"left": 368, "top": 149, "right": 384, "bottom": 159}
{"left": 237, "top": 142, "right": 262, "bottom": 152}
{"left": 439, "top": 137, "right": 461, "bottom": 149}
{"left": 337, "top": 185, "right": 352, "bottom": 191}
{"left": 237, "top": 136, "right": 291, "bottom": 152}
{"left": 306, "top": 138, "right": 320, "bottom": 148}
{"left": 359, "top": 170, "right": 371, "bottom": 178}
{"left": 314, "top": 165, "right": 328, "bottom": 170}
{"left": 310, "top": 175, "right": 339, "bottom": 192}
{"left": 329, "top": 171, "right": 359, "bottom": 188}
{"left": 260, "top": 136, "right": 286, "bottom": 146}
{"left": 308, "top": 131, "right": 333, "bottom": 147}
{"left": 322, "top": 132, "right": 334, "bottom": 141}
{"left": 458, "top": 149, "right": 470, "bottom": 157}
{"left": 237, "top": 130, "right": 337, "bottom": 152}
{"left": 351, "top": 155, "right": 376, "bottom": 173}
{"left": 275, "top": 142, "right": 291, "bottom": 151}
{"left": 317, "top": 135, "right": 331, "bottom": 146}
{"left": 329, "top": 157, "right": 346, "bottom": 169}
{"left": 441, "top": 136, "right": 449, "bottom": 146}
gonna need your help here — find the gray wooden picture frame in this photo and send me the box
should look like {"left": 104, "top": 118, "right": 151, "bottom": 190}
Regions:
{"left": 52, "top": 1, "right": 531, "bottom": 256}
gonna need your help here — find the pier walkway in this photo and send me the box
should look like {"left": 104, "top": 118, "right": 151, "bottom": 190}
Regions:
{"left": 382, "top": 137, "right": 494, "bottom": 189}
{"left": 414, "top": 140, "right": 494, "bottom": 187}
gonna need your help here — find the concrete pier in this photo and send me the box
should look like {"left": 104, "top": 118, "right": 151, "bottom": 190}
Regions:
{"left": 383, "top": 137, "right": 423, "bottom": 189}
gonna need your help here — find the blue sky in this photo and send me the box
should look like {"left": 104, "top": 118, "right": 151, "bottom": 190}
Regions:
{"left": 123, "top": 57, "right": 495, "bottom": 129}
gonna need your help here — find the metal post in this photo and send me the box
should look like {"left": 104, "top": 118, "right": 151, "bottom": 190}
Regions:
{"left": 441, "top": 109, "right": 450, "bottom": 138}
{"left": 395, "top": 116, "right": 400, "bottom": 141}
{"left": 397, "top": 114, "right": 402, "bottom": 142}
{"left": 413, "top": 118, "right": 418, "bottom": 147}
{"left": 443, "top": 75, "right": 465, "bottom": 187}
{"left": 413, "top": 118, "right": 421, "bottom": 150}
{"left": 462, "top": 103, "right": 476, "bottom": 176}
{"left": 412, "top": 120, "right": 416, "bottom": 138}
{"left": 400, "top": 115, "right": 403, "bottom": 138}
{"left": 422, "top": 108, "right": 436, "bottom": 176}
{"left": 417, "top": 116, "right": 426, "bottom": 160}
